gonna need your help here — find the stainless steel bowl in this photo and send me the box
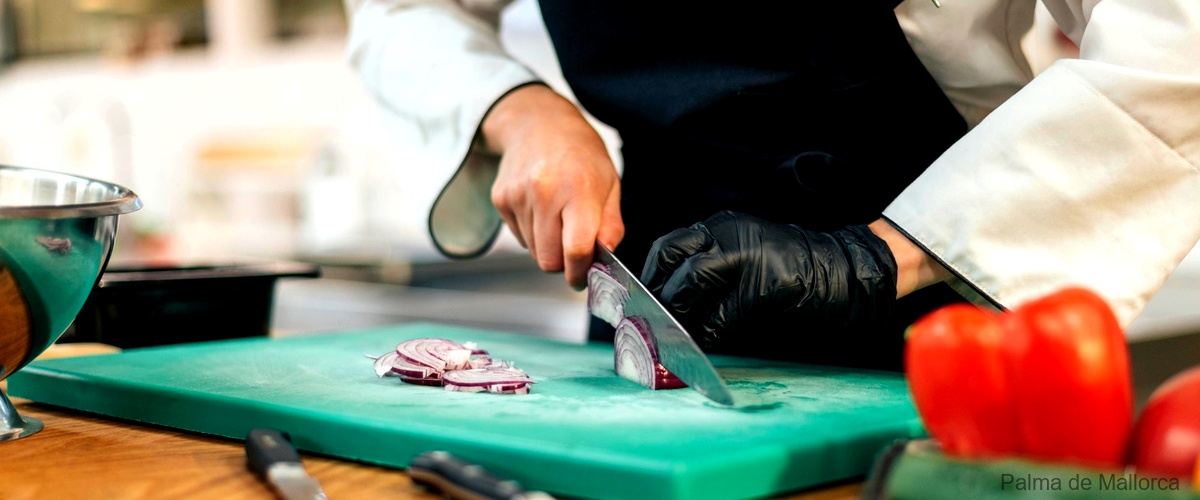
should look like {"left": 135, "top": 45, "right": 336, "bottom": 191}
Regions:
{"left": 0, "top": 165, "right": 140, "bottom": 440}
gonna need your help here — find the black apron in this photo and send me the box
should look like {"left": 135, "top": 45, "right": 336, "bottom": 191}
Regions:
{"left": 538, "top": 2, "right": 968, "bottom": 370}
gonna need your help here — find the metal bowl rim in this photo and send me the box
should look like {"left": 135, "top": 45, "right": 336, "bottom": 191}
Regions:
{"left": 0, "top": 165, "right": 142, "bottom": 219}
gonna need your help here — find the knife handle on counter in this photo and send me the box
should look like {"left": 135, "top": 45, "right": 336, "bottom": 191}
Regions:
{"left": 246, "top": 428, "right": 328, "bottom": 500}
{"left": 409, "top": 450, "right": 555, "bottom": 500}
{"left": 247, "top": 428, "right": 304, "bottom": 476}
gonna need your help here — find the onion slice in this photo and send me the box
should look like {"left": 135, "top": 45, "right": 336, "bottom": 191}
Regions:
{"left": 398, "top": 375, "right": 444, "bottom": 387}
{"left": 371, "top": 351, "right": 399, "bottom": 377}
{"left": 368, "top": 338, "right": 531, "bottom": 394}
{"left": 390, "top": 357, "right": 441, "bottom": 380}
{"left": 614, "top": 316, "right": 687, "bottom": 390}
{"left": 587, "top": 263, "right": 629, "bottom": 327}
{"left": 589, "top": 264, "right": 686, "bottom": 391}
{"left": 395, "top": 338, "right": 470, "bottom": 371}
{"left": 443, "top": 366, "right": 535, "bottom": 394}
{"left": 443, "top": 383, "right": 531, "bottom": 395}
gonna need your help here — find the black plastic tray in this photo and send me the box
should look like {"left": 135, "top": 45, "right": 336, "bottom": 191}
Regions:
{"left": 62, "top": 262, "right": 320, "bottom": 348}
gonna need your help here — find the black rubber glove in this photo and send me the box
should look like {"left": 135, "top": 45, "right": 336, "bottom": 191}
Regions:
{"left": 640, "top": 210, "right": 899, "bottom": 353}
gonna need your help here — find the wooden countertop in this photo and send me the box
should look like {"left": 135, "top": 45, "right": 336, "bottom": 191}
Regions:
{"left": 0, "top": 345, "right": 862, "bottom": 500}
{"left": 1, "top": 398, "right": 422, "bottom": 499}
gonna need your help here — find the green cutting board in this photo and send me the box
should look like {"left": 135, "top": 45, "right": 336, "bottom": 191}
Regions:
{"left": 8, "top": 323, "right": 925, "bottom": 500}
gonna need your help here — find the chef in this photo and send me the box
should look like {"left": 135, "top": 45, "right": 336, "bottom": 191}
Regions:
{"left": 343, "top": 0, "right": 1200, "bottom": 369}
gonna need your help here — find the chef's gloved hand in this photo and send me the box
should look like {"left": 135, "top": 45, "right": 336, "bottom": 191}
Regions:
{"left": 640, "top": 211, "right": 898, "bottom": 351}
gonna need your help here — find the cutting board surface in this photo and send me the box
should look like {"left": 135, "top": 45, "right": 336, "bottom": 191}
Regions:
{"left": 9, "top": 323, "right": 924, "bottom": 500}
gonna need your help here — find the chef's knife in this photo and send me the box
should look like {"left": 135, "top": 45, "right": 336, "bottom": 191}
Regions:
{"left": 246, "top": 428, "right": 328, "bottom": 500}
{"left": 594, "top": 244, "right": 735, "bottom": 405}
{"left": 409, "top": 450, "right": 555, "bottom": 500}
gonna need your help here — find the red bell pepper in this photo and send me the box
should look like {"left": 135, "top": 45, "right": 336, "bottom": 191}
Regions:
{"left": 905, "top": 287, "right": 1133, "bottom": 469}
{"left": 1194, "top": 454, "right": 1199, "bottom": 489}
{"left": 1129, "top": 365, "right": 1200, "bottom": 479}
{"left": 904, "top": 303, "right": 1017, "bottom": 457}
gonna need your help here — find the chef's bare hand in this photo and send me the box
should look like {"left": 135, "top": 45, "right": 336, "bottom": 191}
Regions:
{"left": 482, "top": 84, "right": 624, "bottom": 290}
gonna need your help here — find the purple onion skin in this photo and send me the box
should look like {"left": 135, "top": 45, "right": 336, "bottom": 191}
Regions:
{"left": 654, "top": 364, "right": 687, "bottom": 389}
{"left": 399, "top": 376, "right": 443, "bottom": 386}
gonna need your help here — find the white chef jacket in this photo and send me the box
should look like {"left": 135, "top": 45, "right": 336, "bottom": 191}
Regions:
{"left": 344, "top": 0, "right": 1200, "bottom": 327}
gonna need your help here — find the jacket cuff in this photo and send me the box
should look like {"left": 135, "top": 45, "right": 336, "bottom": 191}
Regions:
{"left": 883, "top": 62, "right": 1200, "bottom": 327}
{"left": 428, "top": 80, "right": 544, "bottom": 258}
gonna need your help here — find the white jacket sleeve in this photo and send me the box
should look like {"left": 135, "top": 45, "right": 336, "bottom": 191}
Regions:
{"left": 885, "top": 0, "right": 1200, "bottom": 326}
{"left": 344, "top": 0, "right": 539, "bottom": 258}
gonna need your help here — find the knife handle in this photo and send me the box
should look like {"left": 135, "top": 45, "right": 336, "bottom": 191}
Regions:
{"left": 246, "top": 428, "right": 302, "bottom": 477}
{"left": 409, "top": 450, "right": 551, "bottom": 500}
{"left": 861, "top": 439, "right": 911, "bottom": 500}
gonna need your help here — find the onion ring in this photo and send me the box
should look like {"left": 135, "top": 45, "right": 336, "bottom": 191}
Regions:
{"left": 443, "top": 366, "right": 535, "bottom": 394}
{"left": 371, "top": 351, "right": 399, "bottom": 377}
{"left": 390, "top": 357, "right": 441, "bottom": 380}
{"left": 397, "top": 375, "right": 444, "bottom": 386}
{"left": 587, "top": 264, "right": 629, "bottom": 327}
{"left": 614, "top": 316, "right": 686, "bottom": 390}
{"left": 395, "top": 338, "right": 469, "bottom": 371}
{"left": 368, "top": 338, "right": 531, "bottom": 394}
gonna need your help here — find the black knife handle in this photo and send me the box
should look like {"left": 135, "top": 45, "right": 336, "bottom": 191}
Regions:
{"left": 860, "top": 439, "right": 912, "bottom": 500}
{"left": 246, "top": 428, "right": 302, "bottom": 477}
{"left": 409, "top": 450, "right": 528, "bottom": 500}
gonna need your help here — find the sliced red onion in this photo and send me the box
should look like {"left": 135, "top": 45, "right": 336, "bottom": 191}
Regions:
{"left": 368, "top": 352, "right": 396, "bottom": 377}
{"left": 482, "top": 382, "right": 530, "bottom": 392}
{"left": 443, "top": 384, "right": 487, "bottom": 393}
{"left": 442, "top": 366, "right": 533, "bottom": 386}
{"left": 443, "top": 382, "right": 531, "bottom": 394}
{"left": 395, "top": 338, "right": 469, "bottom": 371}
{"left": 614, "top": 316, "right": 687, "bottom": 390}
{"left": 587, "top": 263, "right": 629, "bottom": 327}
{"left": 390, "top": 357, "right": 441, "bottom": 380}
{"left": 443, "top": 366, "right": 535, "bottom": 394}
{"left": 442, "top": 348, "right": 474, "bottom": 371}
{"left": 369, "top": 338, "right": 532, "bottom": 394}
{"left": 366, "top": 351, "right": 443, "bottom": 385}
{"left": 398, "top": 375, "right": 444, "bottom": 387}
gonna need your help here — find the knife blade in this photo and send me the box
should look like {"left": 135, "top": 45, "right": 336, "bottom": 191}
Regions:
{"left": 245, "top": 428, "right": 328, "bottom": 500}
{"left": 409, "top": 450, "right": 555, "bottom": 500}
{"left": 594, "top": 244, "right": 736, "bottom": 405}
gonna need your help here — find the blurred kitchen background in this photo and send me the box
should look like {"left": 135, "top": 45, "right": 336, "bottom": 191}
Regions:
{"left": 0, "top": 0, "right": 605, "bottom": 343}
{"left": 0, "top": 0, "right": 1196, "bottom": 400}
